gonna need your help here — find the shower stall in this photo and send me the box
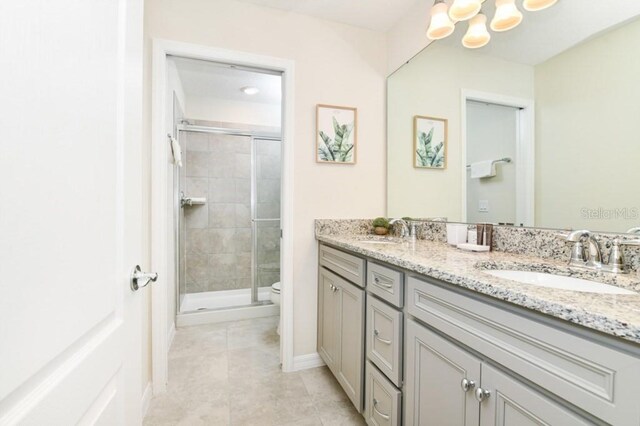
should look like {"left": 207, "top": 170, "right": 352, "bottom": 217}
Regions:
{"left": 176, "top": 123, "right": 281, "bottom": 318}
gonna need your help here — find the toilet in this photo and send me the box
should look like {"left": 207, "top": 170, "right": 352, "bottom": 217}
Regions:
{"left": 270, "top": 282, "right": 281, "bottom": 335}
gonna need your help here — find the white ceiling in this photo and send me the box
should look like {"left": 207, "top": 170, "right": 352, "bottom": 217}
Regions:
{"left": 171, "top": 56, "right": 282, "bottom": 104}
{"left": 232, "top": 0, "right": 422, "bottom": 31}
{"left": 437, "top": 0, "right": 640, "bottom": 65}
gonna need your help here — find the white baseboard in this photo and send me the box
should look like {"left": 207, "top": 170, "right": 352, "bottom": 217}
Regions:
{"left": 167, "top": 322, "right": 176, "bottom": 350}
{"left": 141, "top": 381, "right": 153, "bottom": 419}
{"left": 292, "top": 352, "right": 325, "bottom": 371}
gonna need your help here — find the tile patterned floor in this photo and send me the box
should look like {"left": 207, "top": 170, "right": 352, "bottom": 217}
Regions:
{"left": 144, "top": 316, "right": 365, "bottom": 426}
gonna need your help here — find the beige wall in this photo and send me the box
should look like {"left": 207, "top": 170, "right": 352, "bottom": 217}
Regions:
{"left": 534, "top": 18, "right": 640, "bottom": 232}
{"left": 141, "top": 0, "right": 387, "bottom": 385}
{"left": 386, "top": 1, "right": 433, "bottom": 75}
{"left": 387, "top": 42, "right": 534, "bottom": 220}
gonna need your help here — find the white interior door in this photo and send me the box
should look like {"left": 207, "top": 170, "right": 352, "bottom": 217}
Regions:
{"left": 0, "top": 0, "right": 144, "bottom": 424}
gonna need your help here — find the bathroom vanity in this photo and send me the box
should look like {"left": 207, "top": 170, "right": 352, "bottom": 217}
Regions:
{"left": 316, "top": 226, "right": 640, "bottom": 426}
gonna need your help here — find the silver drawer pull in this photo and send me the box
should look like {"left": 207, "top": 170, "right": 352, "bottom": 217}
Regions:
{"left": 461, "top": 378, "right": 476, "bottom": 392}
{"left": 373, "top": 276, "right": 393, "bottom": 289}
{"left": 372, "top": 398, "right": 390, "bottom": 420}
{"left": 374, "top": 329, "right": 392, "bottom": 345}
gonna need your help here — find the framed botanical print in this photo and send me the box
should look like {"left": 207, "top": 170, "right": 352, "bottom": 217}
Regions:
{"left": 316, "top": 104, "right": 357, "bottom": 164}
{"left": 414, "top": 115, "right": 447, "bottom": 169}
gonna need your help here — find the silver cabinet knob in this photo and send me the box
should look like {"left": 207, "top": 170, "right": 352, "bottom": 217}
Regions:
{"left": 475, "top": 387, "right": 491, "bottom": 402}
{"left": 461, "top": 378, "right": 476, "bottom": 392}
{"left": 130, "top": 265, "right": 158, "bottom": 291}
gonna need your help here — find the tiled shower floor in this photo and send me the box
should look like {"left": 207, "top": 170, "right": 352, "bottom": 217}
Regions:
{"left": 144, "top": 316, "right": 365, "bottom": 425}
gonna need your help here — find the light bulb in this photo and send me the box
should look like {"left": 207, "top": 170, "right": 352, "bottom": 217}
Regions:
{"left": 449, "top": 0, "right": 482, "bottom": 21}
{"left": 462, "top": 13, "right": 491, "bottom": 48}
{"left": 523, "top": 0, "right": 558, "bottom": 11}
{"left": 491, "top": 0, "right": 523, "bottom": 32}
{"left": 427, "top": 1, "right": 455, "bottom": 40}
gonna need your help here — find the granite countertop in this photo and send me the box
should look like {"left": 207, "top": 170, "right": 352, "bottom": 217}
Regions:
{"left": 317, "top": 234, "right": 640, "bottom": 345}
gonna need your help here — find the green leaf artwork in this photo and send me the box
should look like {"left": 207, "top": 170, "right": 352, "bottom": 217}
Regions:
{"left": 416, "top": 127, "right": 445, "bottom": 168}
{"left": 318, "top": 116, "right": 355, "bottom": 163}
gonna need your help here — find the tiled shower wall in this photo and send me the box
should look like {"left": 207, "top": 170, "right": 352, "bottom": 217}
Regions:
{"left": 182, "top": 130, "right": 281, "bottom": 294}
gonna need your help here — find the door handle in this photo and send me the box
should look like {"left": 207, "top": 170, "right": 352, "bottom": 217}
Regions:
{"left": 131, "top": 265, "right": 158, "bottom": 291}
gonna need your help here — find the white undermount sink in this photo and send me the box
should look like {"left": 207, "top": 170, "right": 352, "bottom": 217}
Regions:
{"left": 483, "top": 270, "right": 636, "bottom": 295}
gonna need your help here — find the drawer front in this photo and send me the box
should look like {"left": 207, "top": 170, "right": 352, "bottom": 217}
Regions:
{"left": 366, "top": 296, "right": 403, "bottom": 387}
{"left": 319, "top": 244, "right": 365, "bottom": 287}
{"left": 407, "top": 276, "right": 640, "bottom": 426}
{"left": 365, "top": 361, "right": 401, "bottom": 426}
{"left": 367, "top": 262, "right": 403, "bottom": 307}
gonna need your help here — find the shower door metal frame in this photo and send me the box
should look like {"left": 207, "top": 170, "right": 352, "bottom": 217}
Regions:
{"left": 250, "top": 137, "right": 281, "bottom": 304}
{"left": 176, "top": 124, "right": 281, "bottom": 313}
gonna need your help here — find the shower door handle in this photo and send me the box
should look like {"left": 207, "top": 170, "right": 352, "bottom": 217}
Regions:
{"left": 130, "top": 265, "right": 158, "bottom": 291}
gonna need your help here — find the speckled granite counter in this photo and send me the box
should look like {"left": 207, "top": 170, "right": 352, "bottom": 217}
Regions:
{"left": 316, "top": 233, "right": 640, "bottom": 345}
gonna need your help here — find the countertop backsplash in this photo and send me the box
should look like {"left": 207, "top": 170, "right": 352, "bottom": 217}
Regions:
{"left": 315, "top": 219, "right": 640, "bottom": 273}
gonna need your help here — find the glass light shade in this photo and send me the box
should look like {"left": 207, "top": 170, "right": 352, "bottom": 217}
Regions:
{"left": 449, "top": 0, "right": 482, "bottom": 21}
{"left": 462, "top": 13, "right": 491, "bottom": 48}
{"left": 523, "top": 0, "right": 558, "bottom": 11}
{"left": 491, "top": 0, "right": 523, "bottom": 32}
{"left": 427, "top": 2, "right": 455, "bottom": 40}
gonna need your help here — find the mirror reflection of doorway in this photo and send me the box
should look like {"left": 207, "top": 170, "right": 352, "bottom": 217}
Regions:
{"left": 465, "top": 100, "right": 519, "bottom": 225}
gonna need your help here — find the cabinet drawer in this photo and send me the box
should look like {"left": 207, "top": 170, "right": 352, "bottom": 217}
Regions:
{"left": 365, "top": 361, "right": 401, "bottom": 426}
{"left": 407, "top": 276, "right": 640, "bottom": 426}
{"left": 319, "top": 244, "right": 365, "bottom": 287}
{"left": 367, "top": 262, "right": 403, "bottom": 307}
{"left": 366, "top": 296, "right": 403, "bottom": 387}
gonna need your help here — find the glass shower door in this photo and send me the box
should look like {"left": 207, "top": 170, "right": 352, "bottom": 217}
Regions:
{"left": 252, "top": 137, "right": 282, "bottom": 303}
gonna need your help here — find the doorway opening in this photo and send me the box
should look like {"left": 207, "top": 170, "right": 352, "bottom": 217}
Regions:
{"left": 151, "top": 41, "right": 295, "bottom": 394}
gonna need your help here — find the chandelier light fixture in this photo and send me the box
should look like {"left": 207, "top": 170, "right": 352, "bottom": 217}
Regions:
{"left": 426, "top": 0, "right": 557, "bottom": 48}
{"left": 491, "top": 0, "right": 523, "bottom": 32}
{"left": 523, "top": 0, "right": 557, "bottom": 11}
{"left": 462, "top": 13, "right": 491, "bottom": 48}
{"left": 449, "top": 0, "right": 482, "bottom": 21}
{"left": 427, "top": 0, "right": 456, "bottom": 39}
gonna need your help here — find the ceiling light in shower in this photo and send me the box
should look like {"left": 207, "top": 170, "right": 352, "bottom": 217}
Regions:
{"left": 241, "top": 86, "right": 259, "bottom": 95}
{"left": 523, "top": 0, "right": 558, "bottom": 11}
{"left": 427, "top": 0, "right": 455, "bottom": 40}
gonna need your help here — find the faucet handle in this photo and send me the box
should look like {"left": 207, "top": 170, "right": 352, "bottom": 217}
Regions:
{"left": 602, "top": 238, "right": 640, "bottom": 274}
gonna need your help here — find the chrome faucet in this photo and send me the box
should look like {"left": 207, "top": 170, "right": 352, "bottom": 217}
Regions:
{"left": 563, "top": 229, "right": 640, "bottom": 274}
{"left": 627, "top": 227, "right": 640, "bottom": 234}
{"left": 565, "top": 230, "right": 602, "bottom": 269}
{"left": 390, "top": 218, "right": 418, "bottom": 241}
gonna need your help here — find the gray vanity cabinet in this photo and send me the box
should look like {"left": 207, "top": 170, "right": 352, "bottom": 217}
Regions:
{"left": 405, "top": 319, "right": 480, "bottom": 426}
{"left": 405, "top": 319, "right": 589, "bottom": 426}
{"left": 317, "top": 257, "right": 365, "bottom": 412}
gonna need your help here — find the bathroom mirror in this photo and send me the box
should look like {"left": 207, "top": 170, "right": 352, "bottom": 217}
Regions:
{"left": 387, "top": 0, "right": 640, "bottom": 234}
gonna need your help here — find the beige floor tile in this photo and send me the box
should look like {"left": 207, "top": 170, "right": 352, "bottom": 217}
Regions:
{"left": 144, "top": 316, "right": 362, "bottom": 426}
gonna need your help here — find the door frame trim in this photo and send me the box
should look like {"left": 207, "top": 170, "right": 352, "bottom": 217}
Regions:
{"left": 150, "top": 39, "right": 296, "bottom": 393}
{"left": 460, "top": 89, "right": 535, "bottom": 226}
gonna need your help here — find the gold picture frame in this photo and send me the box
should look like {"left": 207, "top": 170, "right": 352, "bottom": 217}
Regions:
{"left": 316, "top": 104, "right": 358, "bottom": 164}
{"left": 413, "top": 115, "right": 447, "bottom": 169}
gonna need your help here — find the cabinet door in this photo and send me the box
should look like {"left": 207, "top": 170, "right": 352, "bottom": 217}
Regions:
{"left": 318, "top": 267, "right": 340, "bottom": 371}
{"left": 336, "top": 277, "right": 365, "bottom": 412}
{"left": 405, "top": 319, "right": 481, "bottom": 426}
{"left": 479, "top": 364, "right": 590, "bottom": 426}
